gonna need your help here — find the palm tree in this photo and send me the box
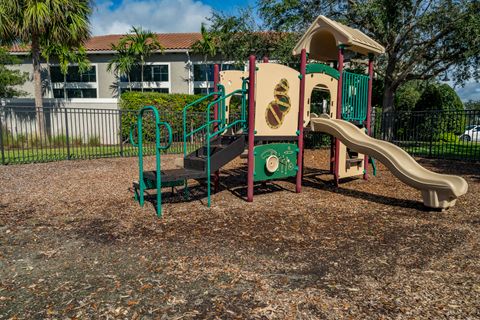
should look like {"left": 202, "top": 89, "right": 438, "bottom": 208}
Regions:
{"left": 0, "top": 0, "right": 91, "bottom": 133}
{"left": 191, "top": 23, "right": 217, "bottom": 94}
{"left": 42, "top": 43, "right": 91, "bottom": 99}
{"left": 118, "top": 26, "right": 162, "bottom": 92}
{"left": 107, "top": 42, "right": 136, "bottom": 94}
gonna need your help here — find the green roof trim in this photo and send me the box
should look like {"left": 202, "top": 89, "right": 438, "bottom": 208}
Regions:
{"left": 306, "top": 63, "right": 340, "bottom": 79}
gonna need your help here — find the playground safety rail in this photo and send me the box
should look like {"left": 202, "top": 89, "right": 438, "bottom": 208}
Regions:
{"left": 130, "top": 106, "right": 172, "bottom": 217}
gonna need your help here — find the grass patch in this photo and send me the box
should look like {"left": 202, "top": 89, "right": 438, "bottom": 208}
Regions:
{"left": 395, "top": 140, "right": 480, "bottom": 160}
{"left": 1, "top": 142, "right": 199, "bottom": 164}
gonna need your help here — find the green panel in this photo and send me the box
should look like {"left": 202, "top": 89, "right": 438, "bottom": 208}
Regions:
{"left": 254, "top": 143, "right": 298, "bottom": 182}
{"left": 306, "top": 63, "right": 340, "bottom": 79}
{"left": 341, "top": 71, "right": 369, "bottom": 122}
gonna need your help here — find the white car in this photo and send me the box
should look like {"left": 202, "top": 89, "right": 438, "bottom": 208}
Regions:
{"left": 460, "top": 125, "right": 480, "bottom": 142}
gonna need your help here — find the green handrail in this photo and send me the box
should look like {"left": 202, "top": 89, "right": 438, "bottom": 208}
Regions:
{"left": 182, "top": 88, "right": 225, "bottom": 158}
{"left": 130, "top": 106, "right": 173, "bottom": 217}
{"left": 181, "top": 79, "right": 249, "bottom": 207}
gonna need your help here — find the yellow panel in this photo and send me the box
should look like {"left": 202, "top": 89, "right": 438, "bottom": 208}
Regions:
{"left": 254, "top": 64, "right": 300, "bottom": 137}
{"left": 304, "top": 72, "right": 338, "bottom": 125}
{"left": 219, "top": 70, "right": 248, "bottom": 121}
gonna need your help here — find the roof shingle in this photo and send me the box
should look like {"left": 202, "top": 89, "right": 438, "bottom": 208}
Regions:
{"left": 9, "top": 33, "right": 203, "bottom": 53}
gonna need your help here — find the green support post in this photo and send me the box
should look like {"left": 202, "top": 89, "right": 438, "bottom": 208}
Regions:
{"left": 130, "top": 106, "right": 172, "bottom": 217}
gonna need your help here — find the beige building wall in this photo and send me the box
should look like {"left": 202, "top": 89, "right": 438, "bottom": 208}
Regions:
{"left": 9, "top": 51, "right": 199, "bottom": 102}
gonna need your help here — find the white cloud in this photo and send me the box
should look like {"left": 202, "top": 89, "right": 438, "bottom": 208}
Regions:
{"left": 91, "top": 0, "right": 212, "bottom": 35}
{"left": 455, "top": 81, "right": 480, "bottom": 102}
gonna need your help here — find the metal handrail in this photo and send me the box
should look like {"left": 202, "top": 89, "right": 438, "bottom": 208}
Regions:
{"left": 181, "top": 79, "right": 249, "bottom": 207}
{"left": 182, "top": 88, "right": 225, "bottom": 158}
{"left": 131, "top": 105, "right": 173, "bottom": 217}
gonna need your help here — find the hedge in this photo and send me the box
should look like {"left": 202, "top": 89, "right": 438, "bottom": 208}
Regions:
{"left": 119, "top": 91, "right": 215, "bottom": 143}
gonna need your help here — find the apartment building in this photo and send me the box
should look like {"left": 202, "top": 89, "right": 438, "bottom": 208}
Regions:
{"left": 8, "top": 33, "right": 243, "bottom": 106}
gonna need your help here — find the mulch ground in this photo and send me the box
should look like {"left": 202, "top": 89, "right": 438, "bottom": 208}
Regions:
{"left": 0, "top": 149, "right": 479, "bottom": 319}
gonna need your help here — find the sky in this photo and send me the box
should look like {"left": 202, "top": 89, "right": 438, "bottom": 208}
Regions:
{"left": 91, "top": 0, "right": 478, "bottom": 101}
{"left": 91, "top": 0, "right": 256, "bottom": 35}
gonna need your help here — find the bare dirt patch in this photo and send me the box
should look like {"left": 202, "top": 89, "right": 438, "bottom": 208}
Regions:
{"left": 1, "top": 149, "right": 479, "bottom": 319}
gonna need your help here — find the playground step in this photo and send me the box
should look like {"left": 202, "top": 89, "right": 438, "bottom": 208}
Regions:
{"left": 144, "top": 169, "right": 206, "bottom": 184}
{"left": 184, "top": 134, "right": 246, "bottom": 172}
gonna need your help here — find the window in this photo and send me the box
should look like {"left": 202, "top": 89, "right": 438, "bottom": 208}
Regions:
{"left": 193, "top": 64, "right": 214, "bottom": 82}
{"left": 125, "top": 65, "right": 169, "bottom": 82}
{"left": 50, "top": 66, "right": 96, "bottom": 83}
{"left": 119, "top": 64, "right": 170, "bottom": 93}
{"left": 50, "top": 65, "right": 97, "bottom": 99}
{"left": 194, "top": 88, "right": 210, "bottom": 95}
{"left": 53, "top": 88, "right": 97, "bottom": 99}
{"left": 120, "top": 88, "right": 169, "bottom": 95}
{"left": 192, "top": 63, "right": 245, "bottom": 94}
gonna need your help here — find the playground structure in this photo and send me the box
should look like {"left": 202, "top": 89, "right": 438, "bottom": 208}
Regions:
{"left": 130, "top": 15, "right": 468, "bottom": 217}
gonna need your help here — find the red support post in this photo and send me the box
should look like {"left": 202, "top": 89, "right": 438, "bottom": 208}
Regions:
{"left": 296, "top": 49, "right": 307, "bottom": 193}
{"left": 363, "top": 54, "right": 374, "bottom": 180}
{"left": 213, "top": 64, "right": 220, "bottom": 192}
{"left": 247, "top": 55, "right": 256, "bottom": 202}
{"left": 334, "top": 45, "right": 345, "bottom": 186}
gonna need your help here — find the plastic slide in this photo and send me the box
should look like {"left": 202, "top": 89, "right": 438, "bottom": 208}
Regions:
{"left": 310, "top": 114, "right": 468, "bottom": 209}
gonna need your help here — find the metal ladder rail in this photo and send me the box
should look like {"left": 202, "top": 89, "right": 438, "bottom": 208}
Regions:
{"left": 130, "top": 106, "right": 172, "bottom": 217}
{"left": 203, "top": 87, "right": 248, "bottom": 206}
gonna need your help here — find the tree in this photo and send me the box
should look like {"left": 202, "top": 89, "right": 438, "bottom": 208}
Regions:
{"left": 464, "top": 100, "right": 480, "bottom": 111}
{"left": 107, "top": 42, "right": 136, "bottom": 93}
{"left": 118, "top": 26, "right": 162, "bottom": 92}
{"left": 191, "top": 23, "right": 217, "bottom": 93}
{"left": 413, "top": 83, "right": 464, "bottom": 140}
{"left": 0, "top": 0, "right": 91, "bottom": 133}
{"left": 42, "top": 43, "right": 91, "bottom": 99}
{"left": 206, "top": 8, "right": 298, "bottom": 66}
{"left": 0, "top": 47, "right": 27, "bottom": 98}
{"left": 258, "top": 0, "right": 480, "bottom": 114}
{"left": 394, "top": 81, "right": 425, "bottom": 112}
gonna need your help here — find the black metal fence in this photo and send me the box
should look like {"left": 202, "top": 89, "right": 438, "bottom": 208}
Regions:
{"left": 373, "top": 109, "right": 480, "bottom": 161}
{"left": 1, "top": 106, "right": 479, "bottom": 164}
{"left": 0, "top": 106, "right": 208, "bottom": 164}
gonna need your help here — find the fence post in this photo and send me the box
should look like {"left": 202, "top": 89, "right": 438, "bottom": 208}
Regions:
{"left": 429, "top": 113, "right": 434, "bottom": 157}
{"left": 119, "top": 110, "right": 123, "bottom": 157}
{"left": 0, "top": 107, "right": 5, "bottom": 165}
{"left": 64, "top": 108, "right": 71, "bottom": 160}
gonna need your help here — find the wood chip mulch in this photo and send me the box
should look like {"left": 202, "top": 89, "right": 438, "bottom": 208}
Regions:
{"left": 0, "top": 149, "right": 479, "bottom": 319}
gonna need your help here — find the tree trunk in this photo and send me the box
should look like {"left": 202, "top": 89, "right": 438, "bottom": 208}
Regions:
{"left": 63, "top": 74, "right": 67, "bottom": 100}
{"left": 31, "top": 35, "right": 45, "bottom": 137}
{"left": 141, "top": 57, "right": 144, "bottom": 93}
{"left": 204, "top": 56, "right": 209, "bottom": 94}
{"left": 382, "top": 81, "right": 396, "bottom": 141}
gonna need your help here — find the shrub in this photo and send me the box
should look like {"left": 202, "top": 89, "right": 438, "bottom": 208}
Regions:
{"left": 88, "top": 135, "right": 101, "bottom": 146}
{"left": 413, "top": 83, "right": 464, "bottom": 141}
{"left": 49, "top": 134, "right": 67, "bottom": 147}
{"left": 71, "top": 136, "right": 83, "bottom": 146}
{"left": 438, "top": 132, "right": 459, "bottom": 143}
{"left": 120, "top": 91, "right": 215, "bottom": 144}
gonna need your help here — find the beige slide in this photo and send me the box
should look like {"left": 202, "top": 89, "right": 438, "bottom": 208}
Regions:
{"left": 310, "top": 114, "right": 468, "bottom": 209}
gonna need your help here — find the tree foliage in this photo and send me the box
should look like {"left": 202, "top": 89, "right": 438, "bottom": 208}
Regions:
{"left": 394, "top": 81, "right": 425, "bottom": 112}
{"left": 0, "top": 47, "right": 27, "bottom": 98}
{"left": 108, "top": 42, "right": 137, "bottom": 92}
{"left": 464, "top": 100, "right": 480, "bottom": 110}
{"left": 258, "top": 0, "right": 480, "bottom": 112}
{"left": 412, "top": 83, "right": 465, "bottom": 140}
{"left": 0, "top": 0, "right": 92, "bottom": 107}
{"left": 205, "top": 8, "right": 301, "bottom": 66}
{"left": 42, "top": 42, "right": 91, "bottom": 99}
{"left": 116, "top": 26, "right": 163, "bottom": 92}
